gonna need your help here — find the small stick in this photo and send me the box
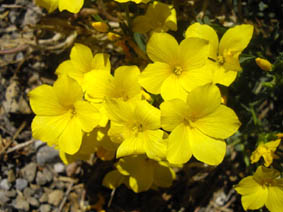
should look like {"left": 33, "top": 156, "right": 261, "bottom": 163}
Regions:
{"left": 0, "top": 45, "right": 28, "bottom": 55}
{"left": 58, "top": 182, "right": 74, "bottom": 212}
{"left": 0, "top": 121, "right": 26, "bottom": 156}
{"left": 6, "top": 139, "right": 35, "bottom": 154}
{"left": 107, "top": 189, "right": 116, "bottom": 208}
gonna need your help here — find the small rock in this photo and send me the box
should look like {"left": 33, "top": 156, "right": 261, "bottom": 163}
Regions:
{"left": 0, "top": 179, "right": 11, "bottom": 190}
{"left": 39, "top": 193, "right": 49, "bottom": 203}
{"left": 21, "top": 162, "right": 37, "bottom": 182}
{"left": 27, "top": 196, "right": 39, "bottom": 207}
{"left": 36, "top": 145, "right": 59, "bottom": 165}
{"left": 14, "top": 195, "right": 30, "bottom": 211}
{"left": 16, "top": 178, "right": 28, "bottom": 191}
{"left": 6, "top": 189, "right": 17, "bottom": 198}
{"left": 36, "top": 171, "right": 52, "bottom": 186}
{"left": 43, "top": 168, "right": 53, "bottom": 182}
{"left": 0, "top": 190, "right": 10, "bottom": 205}
{"left": 48, "top": 190, "right": 64, "bottom": 206}
{"left": 54, "top": 163, "right": 65, "bottom": 174}
{"left": 34, "top": 140, "right": 45, "bottom": 150}
{"left": 39, "top": 204, "right": 51, "bottom": 212}
{"left": 7, "top": 169, "right": 16, "bottom": 183}
{"left": 23, "top": 187, "right": 35, "bottom": 197}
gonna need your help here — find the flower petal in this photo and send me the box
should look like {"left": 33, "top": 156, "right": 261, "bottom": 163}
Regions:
{"left": 31, "top": 113, "right": 71, "bottom": 146}
{"left": 161, "top": 74, "right": 188, "bottom": 101}
{"left": 266, "top": 185, "right": 283, "bottom": 212}
{"left": 146, "top": 32, "right": 179, "bottom": 64}
{"left": 179, "top": 37, "right": 209, "bottom": 71}
{"left": 116, "top": 135, "right": 145, "bottom": 158}
{"left": 185, "top": 23, "right": 219, "bottom": 59}
{"left": 160, "top": 99, "right": 188, "bottom": 131}
{"left": 104, "top": 99, "right": 134, "bottom": 123}
{"left": 241, "top": 187, "right": 268, "bottom": 210}
{"left": 167, "top": 123, "right": 192, "bottom": 164}
{"left": 134, "top": 100, "right": 160, "bottom": 130}
{"left": 58, "top": 117, "right": 83, "bottom": 154}
{"left": 219, "top": 24, "right": 254, "bottom": 55}
{"left": 54, "top": 75, "right": 83, "bottom": 108}
{"left": 209, "top": 61, "right": 238, "bottom": 86}
{"left": 153, "top": 162, "right": 175, "bottom": 188}
{"left": 234, "top": 176, "right": 261, "bottom": 195}
{"left": 139, "top": 62, "right": 171, "bottom": 94}
{"left": 186, "top": 84, "right": 221, "bottom": 119}
{"left": 103, "top": 170, "right": 126, "bottom": 190}
{"left": 58, "top": 0, "right": 83, "bottom": 13}
{"left": 29, "top": 85, "right": 65, "bottom": 116}
{"left": 91, "top": 53, "right": 111, "bottom": 72}
{"left": 74, "top": 100, "right": 101, "bottom": 132}
{"left": 143, "top": 130, "right": 166, "bottom": 160}
{"left": 70, "top": 43, "right": 93, "bottom": 73}
{"left": 189, "top": 128, "right": 226, "bottom": 165}
{"left": 195, "top": 105, "right": 241, "bottom": 139}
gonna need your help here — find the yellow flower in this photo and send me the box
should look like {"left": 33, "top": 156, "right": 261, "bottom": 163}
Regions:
{"left": 255, "top": 57, "right": 272, "bottom": 71}
{"left": 160, "top": 84, "right": 241, "bottom": 165}
{"left": 103, "top": 155, "right": 175, "bottom": 193}
{"left": 35, "top": 0, "right": 84, "bottom": 13}
{"left": 235, "top": 166, "right": 283, "bottom": 211}
{"left": 29, "top": 76, "right": 101, "bottom": 154}
{"left": 185, "top": 23, "right": 254, "bottom": 86}
{"left": 59, "top": 125, "right": 119, "bottom": 164}
{"left": 139, "top": 32, "right": 210, "bottom": 100}
{"left": 92, "top": 22, "right": 109, "bottom": 33}
{"left": 107, "top": 32, "right": 121, "bottom": 41}
{"left": 132, "top": 1, "right": 177, "bottom": 33}
{"left": 114, "top": 0, "right": 150, "bottom": 4}
{"left": 56, "top": 43, "right": 110, "bottom": 91}
{"left": 250, "top": 139, "right": 280, "bottom": 167}
{"left": 84, "top": 65, "right": 142, "bottom": 102}
{"left": 104, "top": 99, "right": 166, "bottom": 160}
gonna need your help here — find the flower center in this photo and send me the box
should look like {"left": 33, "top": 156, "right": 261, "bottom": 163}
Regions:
{"left": 173, "top": 66, "right": 183, "bottom": 75}
{"left": 217, "top": 55, "right": 225, "bottom": 65}
{"left": 131, "top": 123, "right": 144, "bottom": 136}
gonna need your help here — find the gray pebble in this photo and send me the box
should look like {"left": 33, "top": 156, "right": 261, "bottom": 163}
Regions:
{"left": 34, "top": 140, "right": 45, "bottom": 150}
{"left": 0, "top": 179, "right": 11, "bottom": 191}
{"left": 54, "top": 163, "right": 65, "bottom": 174}
{"left": 15, "top": 178, "right": 28, "bottom": 191}
{"left": 23, "top": 187, "right": 35, "bottom": 197}
{"left": 0, "top": 190, "right": 10, "bottom": 205}
{"left": 21, "top": 162, "right": 37, "bottom": 182}
{"left": 27, "top": 196, "right": 39, "bottom": 207}
{"left": 14, "top": 195, "right": 30, "bottom": 211}
{"left": 48, "top": 190, "right": 64, "bottom": 206}
{"left": 6, "top": 189, "right": 17, "bottom": 198}
{"left": 36, "top": 171, "right": 48, "bottom": 186}
{"left": 39, "top": 204, "right": 51, "bottom": 212}
{"left": 43, "top": 168, "right": 53, "bottom": 182}
{"left": 36, "top": 145, "right": 59, "bottom": 165}
{"left": 39, "top": 193, "right": 49, "bottom": 203}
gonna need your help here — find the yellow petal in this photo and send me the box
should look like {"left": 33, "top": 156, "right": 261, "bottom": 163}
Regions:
{"left": 102, "top": 170, "right": 126, "bottom": 190}
{"left": 58, "top": 117, "right": 83, "bottom": 154}
{"left": 265, "top": 139, "right": 281, "bottom": 151}
{"left": 91, "top": 53, "right": 111, "bottom": 72}
{"left": 70, "top": 43, "right": 93, "bottom": 73}
{"left": 32, "top": 113, "right": 71, "bottom": 147}
{"left": 132, "top": 16, "right": 151, "bottom": 33}
{"left": 112, "top": 66, "right": 141, "bottom": 100}
{"left": 54, "top": 75, "right": 83, "bottom": 108}
{"left": 255, "top": 58, "right": 272, "bottom": 72}
{"left": 143, "top": 130, "right": 166, "bottom": 160}
{"left": 29, "top": 85, "right": 65, "bottom": 116}
{"left": 179, "top": 37, "right": 209, "bottom": 71}
{"left": 186, "top": 84, "right": 221, "bottom": 119}
{"left": 84, "top": 71, "right": 113, "bottom": 100}
{"left": 139, "top": 62, "right": 172, "bottom": 94}
{"left": 74, "top": 100, "right": 101, "bottom": 132}
{"left": 160, "top": 99, "right": 188, "bottom": 131}
{"left": 195, "top": 105, "right": 241, "bottom": 139}
{"left": 134, "top": 100, "right": 160, "bottom": 130}
{"left": 153, "top": 162, "right": 175, "bottom": 188}
{"left": 266, "top": 185, "right": 283, "bottom": 212}
{"left": 116, "top": 135, "right": 145, "bottom": 158}
{"left": 219, "top": 24, "right": 254, "bottom": 55}
{"left": 161, "top": 74, "right": 188, "bottom": 101}
{"left": 235, "top": 176, "right": 261, "bottom": 195}
{"left": 167, "top": 123, "right": 192, "bottom": 164}
{"left": 91, "top": 22, "right": 109, "bottom": 33}
{"left": 58, "top": 0, "right": 83, "bottom": 13}
{"left": 241, "top": 187, "right": 268, "bottom": 210}
{"left": 208, "top": 61, "right": 238, "bottom": 86}
{"left": 189, "top": 128, "right": 226, "bottom": 165}
{"left": 35, "top": 0, "right": 58, "bottom": 13}
{"left": 185, "top": 23, "right": 219, "bottom": 59}
{"left": 146, "top": 32, "right": 179, "bottom": 64}
{"left": 104, "top": 99, "right": 134, "bottom": 123}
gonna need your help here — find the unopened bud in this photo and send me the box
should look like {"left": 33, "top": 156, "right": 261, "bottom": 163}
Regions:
{"left": 255, "top": 57, "right": 272, "bottom": 71}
